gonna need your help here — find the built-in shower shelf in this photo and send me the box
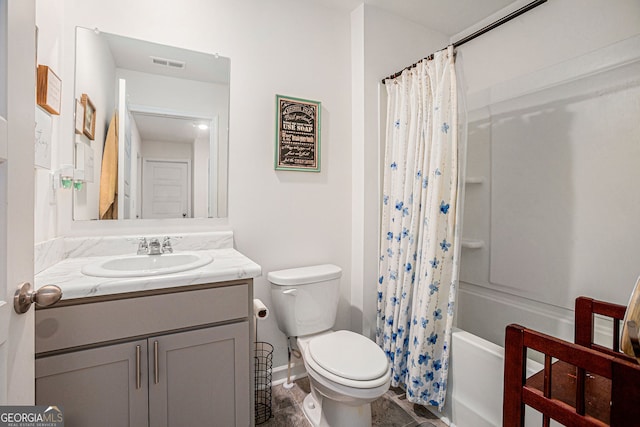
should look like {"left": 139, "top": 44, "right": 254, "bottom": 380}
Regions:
{"left": 461, "top": 239, "right": 484, "bottom": 249}
{"left": 465, "top": 176, "right": 485, "bottom": 184}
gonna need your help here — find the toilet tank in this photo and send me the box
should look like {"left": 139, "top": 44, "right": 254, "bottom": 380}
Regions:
{"left": 268, "top": 264, "right": 342, "bottom": 337}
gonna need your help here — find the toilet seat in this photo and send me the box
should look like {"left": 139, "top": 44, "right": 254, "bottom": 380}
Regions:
{"left": 302, "top": 330, "right": 390, "bottom": 389}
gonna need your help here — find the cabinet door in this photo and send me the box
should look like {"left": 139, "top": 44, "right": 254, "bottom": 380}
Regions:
{"left": 36, "top": 340, "right": 149, "bottom": 427}
{"left": 149, "top": 322, "right": 250, "bottom": 427}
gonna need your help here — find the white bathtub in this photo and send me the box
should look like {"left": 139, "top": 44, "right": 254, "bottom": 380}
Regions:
{"left": 438, "top": 328, "right": 544, "bottom": 427}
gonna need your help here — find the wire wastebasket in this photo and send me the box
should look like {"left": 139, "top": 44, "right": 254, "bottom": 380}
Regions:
{"left": 254, "top": 341, "right": 274, "bottom": 424}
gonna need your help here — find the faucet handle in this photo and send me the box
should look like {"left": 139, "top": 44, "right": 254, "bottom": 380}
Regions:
{"left": 137, "top": 237, "right": 149, "bottom": 255}
{"left": 162, "top": 236, "right": 174, "bottom": 253}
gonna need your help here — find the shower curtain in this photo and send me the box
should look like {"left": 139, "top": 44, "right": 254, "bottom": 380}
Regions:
{"left": 376, "top": 46, "right": 462, "bottom": 410}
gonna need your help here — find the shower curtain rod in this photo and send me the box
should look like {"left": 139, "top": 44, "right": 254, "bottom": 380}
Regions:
{"left": 381, "top": 0, "right": 547, "bottom": 84}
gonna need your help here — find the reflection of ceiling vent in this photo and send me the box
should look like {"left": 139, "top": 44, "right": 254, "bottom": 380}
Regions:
{"left": 150, "top": 56, "right": 186, "bottom": 69}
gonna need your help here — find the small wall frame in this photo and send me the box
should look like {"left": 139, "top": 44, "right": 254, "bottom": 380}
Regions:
{"left": 81, "top": 93, "right": 96, "bottom": 140}
{"left": 74, "top": 98, "right": 84, "bottom": 134}
{"left": 275, "top": 95, "right": 321, "bottom": 172}
{"left": 36, "top": 65, "right": 62, "bottom": 115}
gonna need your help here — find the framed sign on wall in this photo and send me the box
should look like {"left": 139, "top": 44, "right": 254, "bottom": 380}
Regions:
{"left": 275, "top": 95, "right": 321, "bottom": 172}
{"left": 36, "top": 65, "right": 62, "bottom": 115}
{"left": 81, "top": 93, "right": 96, "bottom": 140}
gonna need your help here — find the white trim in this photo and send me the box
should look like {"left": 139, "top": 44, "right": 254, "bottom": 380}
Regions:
{"left": 0, "top": 117, "right": 6, "bottom": 160}
{"left": 208, "top": 116, "right": 219, "bottom": 218}
{"left": 0, "top": 302, "right": 8, "bottom": 347}
{"left": 128, "top": 103, "right": 213, "bottom": 122}
{"left": 0, "top": 301, "right": 7, "bottom": 403}
{"left": 117, "top": 79, "right": 127, "bottom": 220}
{"left": 271, "top": 362, "right": 307, "bottom": 386}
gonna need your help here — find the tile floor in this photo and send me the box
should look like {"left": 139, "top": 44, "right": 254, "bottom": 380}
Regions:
{"left": 259, "top": 376, "right": 448, "bottom": 427}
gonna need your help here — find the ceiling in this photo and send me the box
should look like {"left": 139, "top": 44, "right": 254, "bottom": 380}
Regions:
{"left": 132, "top": 112, "right": 210, "bottom": 144}
{"left": 316, "top": 0, "right": 520, "bottom": 37}
{"left": 88, "top": 29, "right": 220, "bottom": 144}
{"left": 101, "top": 30, "right": 230, "bottom": 85}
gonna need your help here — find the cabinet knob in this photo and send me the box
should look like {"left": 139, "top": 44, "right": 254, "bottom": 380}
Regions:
{"left": 14, "top": 282, "right": 62, "bottom": 314}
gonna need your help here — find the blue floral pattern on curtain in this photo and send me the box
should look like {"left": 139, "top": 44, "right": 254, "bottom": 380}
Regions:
{"left": 377, "top": 46, "right": 460, "bottom": 410}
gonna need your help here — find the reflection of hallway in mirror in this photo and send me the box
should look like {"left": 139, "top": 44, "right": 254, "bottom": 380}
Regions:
{"left": 142, "top": 159, "right": 190, "bottom": 219}
{"left": 133, "top": 111, "right": 213, "bottom": 220}
{"left": 72, "top": 27, "right": 230, "bottom": 220}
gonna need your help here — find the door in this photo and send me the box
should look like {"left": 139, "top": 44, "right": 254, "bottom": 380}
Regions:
{"left": 148, "top": 323, "right": 250, "bottom": 427}
{"left": 142, "top": 159, "right": 190, "bottom": 219}
{"left": 0, "top": 0, "right": 36, "bottom": 403}
{"left": 36, "top": 340, "right": 149, "bottom": 426}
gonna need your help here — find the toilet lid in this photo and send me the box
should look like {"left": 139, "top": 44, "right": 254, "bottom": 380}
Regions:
{"left": 308, "top": 330, "right": 389, "bottom": 381}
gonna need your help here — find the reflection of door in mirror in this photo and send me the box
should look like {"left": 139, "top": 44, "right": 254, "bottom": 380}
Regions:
{"left": 142, "top": 159, "right": 190, "bottom": 219}
{"left": 131, "top": 111, "right": 214, "bottom": 219}
{"left": 72, "top": 27, "right": 230, "bottom": 221}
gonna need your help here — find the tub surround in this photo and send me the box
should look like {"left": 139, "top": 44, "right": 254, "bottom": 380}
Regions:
{"left": 34, "top": 231, "right": 260, "bottom": 300}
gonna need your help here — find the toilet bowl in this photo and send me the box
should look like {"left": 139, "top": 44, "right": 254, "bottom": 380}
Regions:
{"left": 296, "top": 331, "right": 391, "bottom": 427}
{"left": 269, "top": 265, "right": 391, "bottom": 427}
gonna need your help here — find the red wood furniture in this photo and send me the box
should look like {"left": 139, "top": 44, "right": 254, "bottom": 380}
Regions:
{"left": 503, "top": 297, "right": 640, "bottom": 426}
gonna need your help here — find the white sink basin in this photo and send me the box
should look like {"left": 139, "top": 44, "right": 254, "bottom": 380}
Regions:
{"left": 81, "top": 252, "right": 213, "bottom": 278}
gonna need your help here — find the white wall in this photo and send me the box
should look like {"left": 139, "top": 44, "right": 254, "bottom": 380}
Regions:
{"left": 351, "top": 4, "right": 449, "bottom": 338}
{"left": 116, "top": 69, "right": 227, "bottom": 120}
{"left": 455, "top": 0, "right": 640, "bottom": 348}
{"left": 72, "top": 29, "right": 116, "bottom": 221}
{"left": 141, "top": 139, "right": 192, "bottom": 161}
{"left": 35, "top": 0, "right": 354, "bottom": 368}
{"left": 34, "top": 0, "right": 64, "bottom": 242}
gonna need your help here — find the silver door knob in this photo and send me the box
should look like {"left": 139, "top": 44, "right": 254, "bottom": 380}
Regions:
{"left": 14, "top": 282, "right": 62, "bottom": 314}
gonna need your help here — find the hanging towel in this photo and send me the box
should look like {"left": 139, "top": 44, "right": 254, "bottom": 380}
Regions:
{"left": 99, "top": 111, "right": 118, "bottom": 219}
{"left": 622, "top": 275, "right": 640, "bottom": 362}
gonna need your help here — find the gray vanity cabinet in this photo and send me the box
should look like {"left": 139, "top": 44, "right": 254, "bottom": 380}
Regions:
{"left": 35, "top": 281, "right": 253, "bottom": 427}
{"left": 149, "top": 322, "right": 249, "bottom": 426}
{"left": 36, "top": 339, "right": 149, "bottom": 426}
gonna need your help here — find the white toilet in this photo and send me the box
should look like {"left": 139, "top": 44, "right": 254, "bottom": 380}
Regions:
{"left": 269, "top": 264, "right": 390, "bottom": 427}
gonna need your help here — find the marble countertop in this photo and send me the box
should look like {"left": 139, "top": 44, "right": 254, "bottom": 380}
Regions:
{"left": 35, "top": 248, "right": 262, "bottom": 300}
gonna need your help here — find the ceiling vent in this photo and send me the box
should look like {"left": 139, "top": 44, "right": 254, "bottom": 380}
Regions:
{"left": 150, "top": 56, "right": 186, "bottom": 69}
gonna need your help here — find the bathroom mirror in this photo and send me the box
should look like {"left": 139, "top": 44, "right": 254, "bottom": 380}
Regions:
{"left": 72, "top": 27, "right": 229, "bottom": 220}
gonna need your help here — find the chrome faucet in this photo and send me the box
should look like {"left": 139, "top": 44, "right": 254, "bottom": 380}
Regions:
{"left": 148, "top": 238, "right": 162, "bottom": 255}
{"left": 137, "top": 236, "right": 174, "bottom": 255}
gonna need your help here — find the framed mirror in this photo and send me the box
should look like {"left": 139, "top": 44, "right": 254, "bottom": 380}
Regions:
{"left": 72, "top": 27, "right": 229, "bottom": 220}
